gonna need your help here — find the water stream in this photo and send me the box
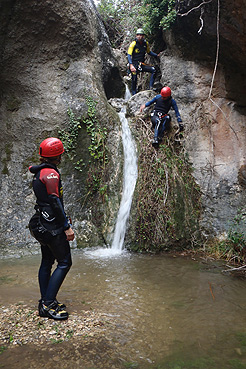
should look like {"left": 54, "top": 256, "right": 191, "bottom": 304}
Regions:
{"left": 111, "top": 106, "right": 138, "bottom": 252}
{"left": 111, "top": 87, "right": 137, "bottom": 254}
{"left": 0, "top": 252, "right": 246, "bottom": 368}
{"left": 87, "top": 86, "right": 137, "bottom": 258}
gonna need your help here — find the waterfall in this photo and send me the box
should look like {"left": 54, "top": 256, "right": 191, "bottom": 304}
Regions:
{"left": 85, "top": 86, "right": 138, "bottom": 257}
{"left": 111, "top": 104, "right": 138, "bottom": 252}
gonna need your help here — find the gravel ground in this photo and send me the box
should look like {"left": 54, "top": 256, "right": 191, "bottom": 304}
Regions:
{"left": 0, "top": 303, "right": 125, "bottom": 369}
{"left": 0, "top": 303, "right": 107, "bottom": 346}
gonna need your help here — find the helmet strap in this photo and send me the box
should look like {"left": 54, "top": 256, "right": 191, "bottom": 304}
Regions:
{"left": 40, "top": 155, "right": 61, "bottom": 165}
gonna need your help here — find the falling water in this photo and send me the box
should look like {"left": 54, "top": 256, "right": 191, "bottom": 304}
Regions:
{"left": 111, "top": 103, "right": 138, "bottom": 252}
{"left": 85, "top": 86, "right": 138, "bottom": 257}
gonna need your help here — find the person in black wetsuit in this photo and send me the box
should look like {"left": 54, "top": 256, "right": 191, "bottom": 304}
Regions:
{"left": 140, "top": 86, "right": 184, "bottom": 147}
{"left": 127, "top": 28, "right": 159, "bottom": 95}
{"left": 29, "top": 137, "right": 74, "bottom": 320}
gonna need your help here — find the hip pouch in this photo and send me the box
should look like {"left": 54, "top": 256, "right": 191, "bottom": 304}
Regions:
{"left": 29, "top": 211, "right": 63, "bottom": 240}
{"left": 29, "top": 212, "right": 48, "bottom": 241}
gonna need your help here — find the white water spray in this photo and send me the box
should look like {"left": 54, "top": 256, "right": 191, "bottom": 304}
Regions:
{"left": 111, "top": 104, "right": 138, "bottom": 252}
{"left": 85, "top": 86, "right": 137, "bottom": 258}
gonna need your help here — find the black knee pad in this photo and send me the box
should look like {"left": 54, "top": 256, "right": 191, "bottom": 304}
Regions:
{"left": 163, "top": 115, "right": 171, "bottom": 130}
{"left": 58, "top": 253, "right": 72, "bottom": 271}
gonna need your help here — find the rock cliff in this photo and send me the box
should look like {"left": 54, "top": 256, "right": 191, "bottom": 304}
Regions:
{"left": 0, "top": 0, "right": 124, "bottom": 255}
{"left": 123, "top": 0, "right": 246, "bottom": 245}
{"left": 160, "top": 0, "right": 246, "bottom": 238}
{"left": 126, "top": 0, "right": 246, "bottom": 242}
{"left": 0, "top": 0, "right": 245, "bottom": 255}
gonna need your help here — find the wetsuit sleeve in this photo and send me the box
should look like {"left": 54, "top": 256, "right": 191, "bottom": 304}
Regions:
{"left": 127, "top": 41, "right": 136, "bottom": 64}
{"left": 127, "top": 54, "right": 133, "bottom": 64}
{"left": 48, "top": 195, "right": 69, "bottom": 229}
{"left": 148, "top": 51, "right": 158, "bottom": 58}
{"left": 39, "top": 168, "right": 60, "bottom": 196}
{"left": 171, "top": 99, "right": 182, "bottom": 122}
{"left": 145, "top": 95, "right": 158, "bottom": 107}
{"left": 40, "top": 168, "right": 69, "bottom": 229}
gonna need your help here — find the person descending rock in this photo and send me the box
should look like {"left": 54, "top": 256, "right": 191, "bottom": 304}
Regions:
{"left": 140, "top": 86, "right": 183, "bottom": 148}
{"left": 28, "top": 137, "right": 74, "bottom": 320}
{"left": 127, "top": 28, "right": 159, "bottom": 95}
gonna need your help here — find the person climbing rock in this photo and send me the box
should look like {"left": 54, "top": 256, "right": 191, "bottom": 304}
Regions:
{"left": 28, "top": 137, "right": 74, "bottom": 320}
{"left": 140, "top": 86, "right": 183, "bottom": 148}
{"left": 127, "top": 28, "right": 160, "bottom": 95}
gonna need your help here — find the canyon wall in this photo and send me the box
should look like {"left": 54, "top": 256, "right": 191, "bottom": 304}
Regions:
{"left": 0, "top": 0, "right": 124, "bottom": 255}
{"left": 0, "top": 0, "right": 245, "bottom": 255}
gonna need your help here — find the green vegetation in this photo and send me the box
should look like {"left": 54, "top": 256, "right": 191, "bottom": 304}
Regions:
{"left": 124, "top": 362, "right": 139, "bottom": 368}
{"left": 154, "top": 336, "right": 246, "bottom": 369}
{"left": 50, "top": 338, "right": 63, "bottom": 344}
{"left": 83, "top": 96, "right": 108, "bottom": 195}
{"left": 59, "top": 97, "right": 108, "bottom": 198}
{"left": 0, "top": 345, "right": 7, "bottom": 355}
{"left": 0, "top": 275, "right": 14, "bottom": 284}
{"left": 154, "top": 356, "right": 246, "bottom": 369}
{"left": 206, "top": 208, "right": 246, "bottom": 264}
{"left": 97, "top": 0, "right": 177, "bottom": 48}
{"left": 84, "top": 96, "right": 108, "bottom": 168}
{"left": 6, "top": 97, "right": 21, "bottom": 111}
{"left": 141, "top": 0, "right": 177, "bottom": 36}
{"left": 66, "top": 329, "right": 74, "bottom": 339}
{"left": 236, "top": 332, "right": 246, "bottom": 347}
{"left": 228, "top": 360, "right": 246, "bottom": 369}
{"left": 58, "top": 107, "right": 82, "bottom": 161}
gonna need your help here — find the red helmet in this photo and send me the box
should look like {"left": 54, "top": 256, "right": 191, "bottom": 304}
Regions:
{"left": 160, "top": 86, "right": 171, "bottom": 98}
{"left": 39, "top": 137, "right": 64, "bottom": 157}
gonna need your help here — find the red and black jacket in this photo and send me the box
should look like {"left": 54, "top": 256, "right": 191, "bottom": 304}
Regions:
{"left": 29, "top": 163, "right": 69, "bottom": 232}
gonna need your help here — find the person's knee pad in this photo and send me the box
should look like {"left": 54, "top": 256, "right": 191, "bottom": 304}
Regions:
{"left": 163, "top": 115, "right": 171, "bottom": 130}
{"left": 151, "top": 66, "right": 156, "bottom": 74}
{"left": 58, "top": 254, "right": 72, "bottom": 272}
{"left": 151, "top": 114, "right": 158, "bottom": 123}
{"left": 151, "top": 116, "right": 158, "bottom": 129}
{"left": 165, "top": 114, "right": 171, "bottom": 123}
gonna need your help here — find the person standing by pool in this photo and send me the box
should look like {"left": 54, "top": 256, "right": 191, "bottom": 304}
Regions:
{"left": 29, "top": 137, "right": 74, "bottom": 320}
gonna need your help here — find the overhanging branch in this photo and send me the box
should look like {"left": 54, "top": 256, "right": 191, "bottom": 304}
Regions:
{"left": 177, "top": 0, "right": 212, "bottom": 17}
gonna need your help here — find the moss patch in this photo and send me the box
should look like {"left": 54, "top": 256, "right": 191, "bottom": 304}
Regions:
{"left": 6, "top": 97, "right": 21, "bottom": 111}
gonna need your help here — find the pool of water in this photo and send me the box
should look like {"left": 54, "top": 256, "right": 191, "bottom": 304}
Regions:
{"left": 0, "top": 248, "right": 246, "bottom": 368}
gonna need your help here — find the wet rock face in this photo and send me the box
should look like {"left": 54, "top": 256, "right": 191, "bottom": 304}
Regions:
{"left": 0, "top": 0, "right": 245, "bottom": 253}
{"left": 0, "top": 0, "right": 124, "bottom": 104}
{"left": 238, "top": 165, "right": 246, "bottom": 188}
{"left": 173, "top": 0, "right": 246, "bottom": 106}
{"left": 159, "top": 0, "right": 246, "bottom": 237}
{"left": 0, "top": 0, "right": 124, "bottom": 251}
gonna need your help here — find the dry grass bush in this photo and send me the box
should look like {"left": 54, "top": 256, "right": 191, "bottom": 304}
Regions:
{"left": 129, "top": 117, "right": 203, "bottom": 252}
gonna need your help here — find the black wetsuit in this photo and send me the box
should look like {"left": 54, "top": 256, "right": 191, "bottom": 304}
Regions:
{"left": 127, "top": 38, "right": 157, "bottom": 95}
{"left": 29, "top": 163, "right": 72, "bottom": 305}
{"left": 145, "top": 94, "right": 182, "bottom": 140}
